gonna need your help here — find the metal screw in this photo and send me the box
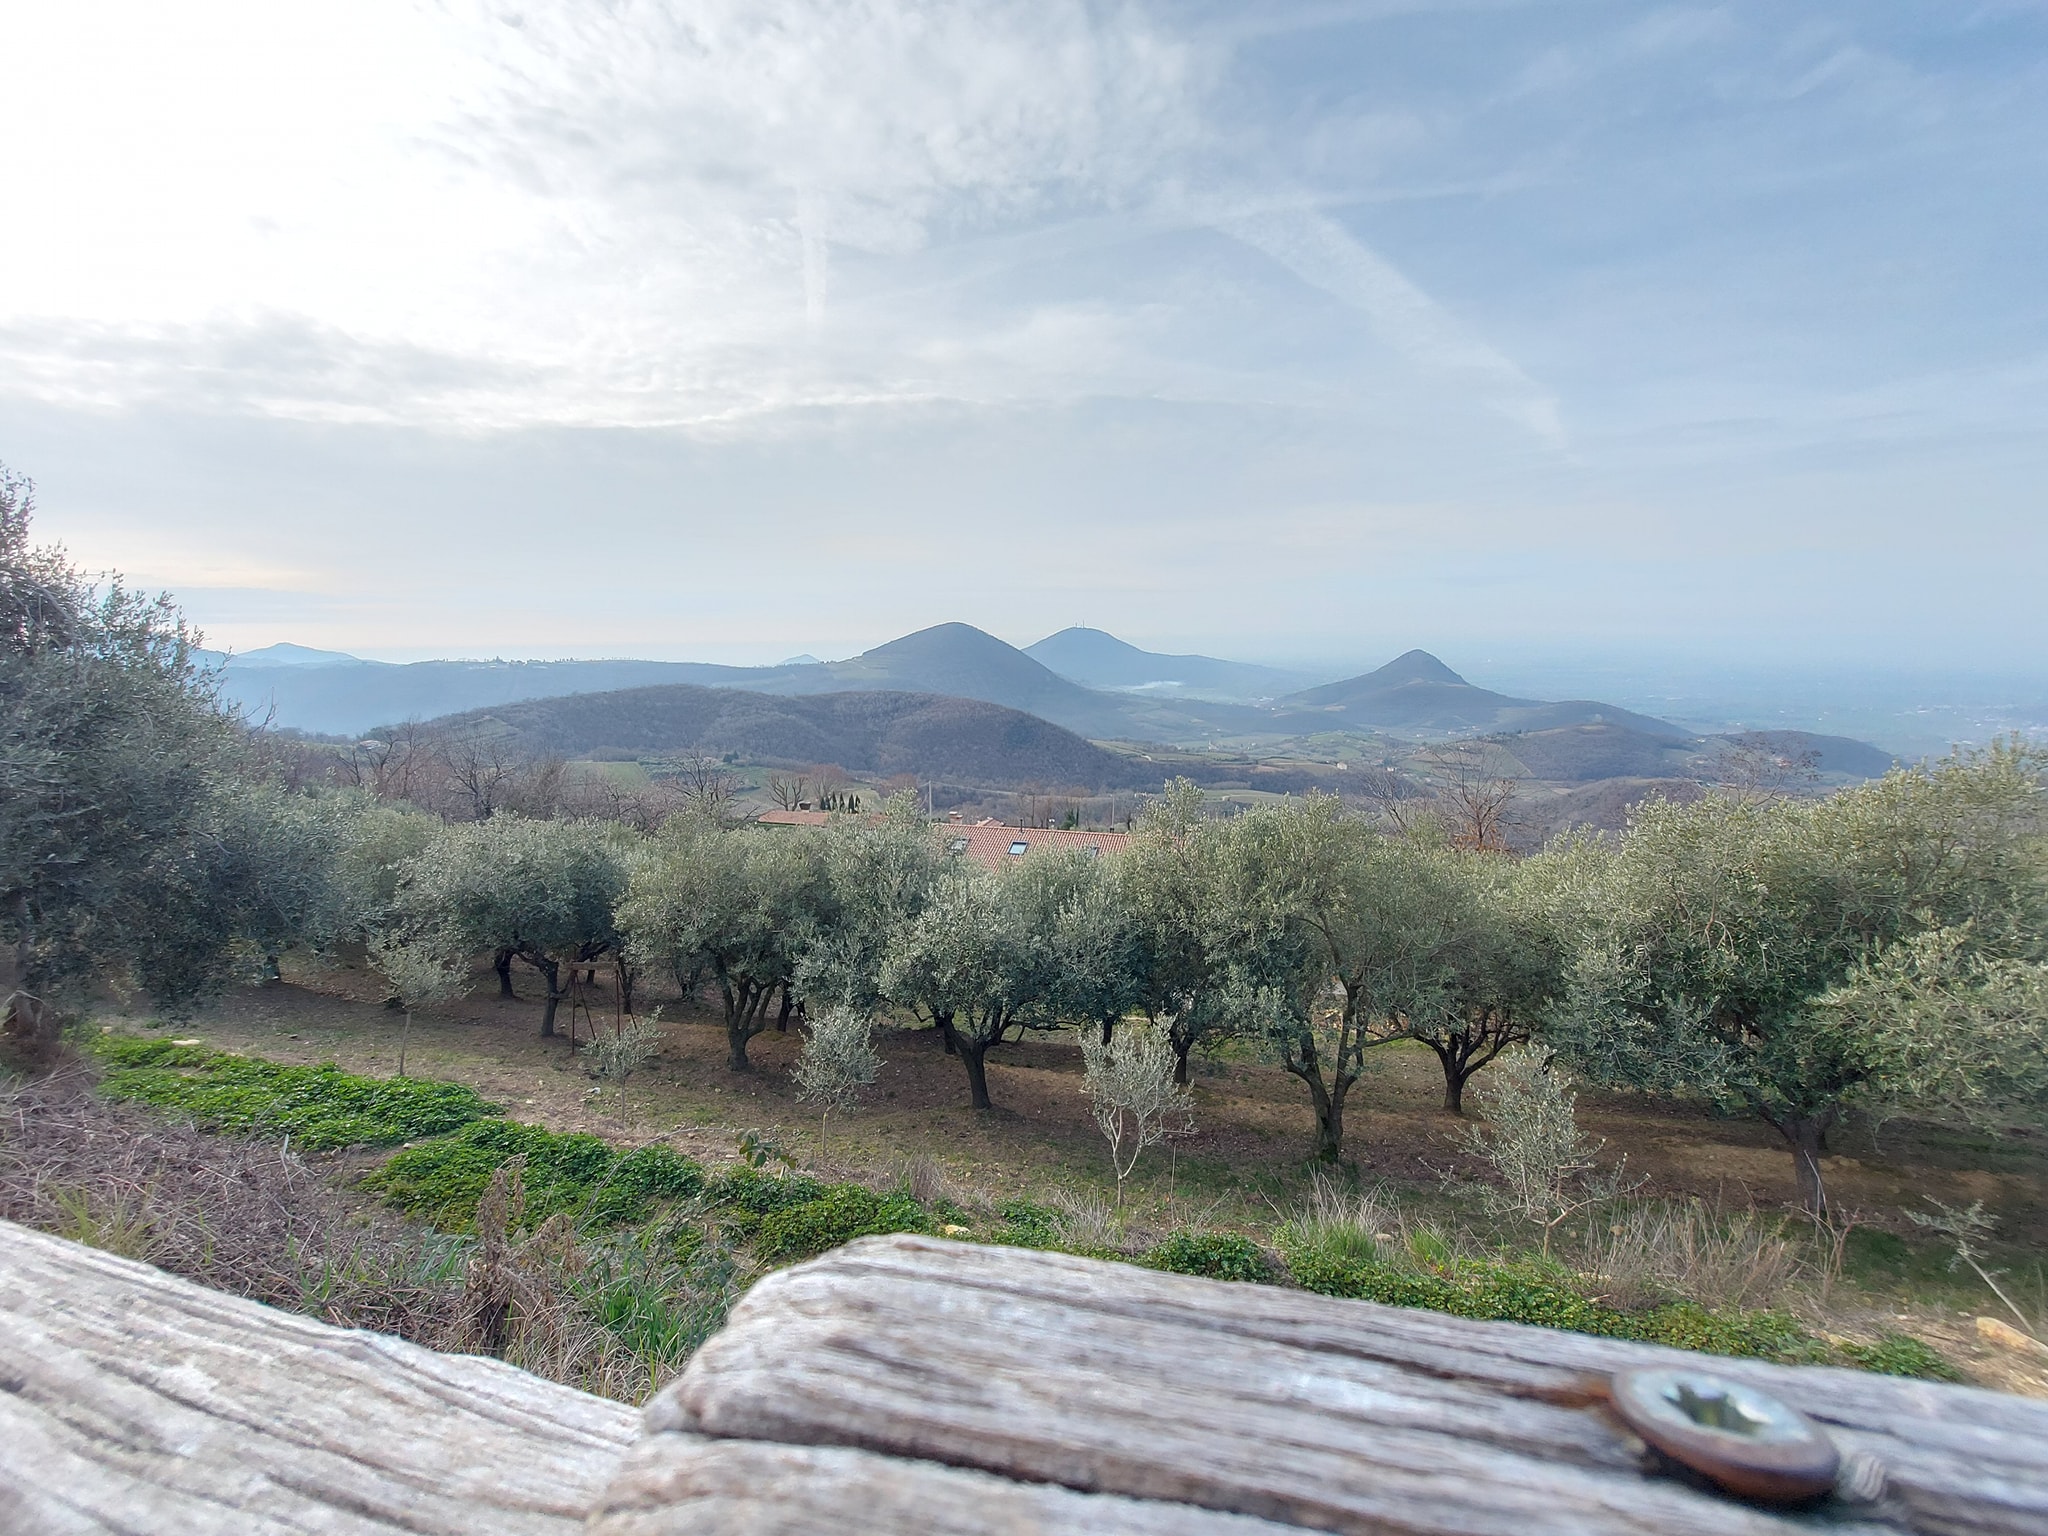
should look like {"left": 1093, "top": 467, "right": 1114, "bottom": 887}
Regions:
{"left": 1610, "top": 1368, "right": 1841, "bottom": 1504}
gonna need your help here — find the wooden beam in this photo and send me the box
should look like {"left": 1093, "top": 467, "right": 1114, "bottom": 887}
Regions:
{"left": 641, "top": 1234, "right": 2048, "bottom": 1536}
{"left": 0, "top": 1220, "right": 635, "bottom": 1535}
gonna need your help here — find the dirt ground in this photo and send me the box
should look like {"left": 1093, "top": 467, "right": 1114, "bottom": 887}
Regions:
{"left": 93, "top": 962, "right": 2048, "bottom": 1397}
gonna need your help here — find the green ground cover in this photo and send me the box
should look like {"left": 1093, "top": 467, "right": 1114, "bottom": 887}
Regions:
{"left": 91, "top": 1037, "right": 498, "bottom": 1150}
{"left": 79, "top": 1041, "right": 1967, "bottom": 1383}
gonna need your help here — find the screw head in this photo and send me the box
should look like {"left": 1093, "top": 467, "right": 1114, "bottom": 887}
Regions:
{"left": 1610, "top": 1368, "right": 1840, "bottom": 1504}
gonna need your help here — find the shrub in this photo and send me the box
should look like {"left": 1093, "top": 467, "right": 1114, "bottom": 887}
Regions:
{"left": 577, "top": 1219, "right": 751, "bottom": 1370}
{"left": 580, "top": 1019, "right": 666, "bottom": 1081}
{"left": 753, "top": 1183, "right": 931, "bottom": 1265}
{"left": 710, "top": 1165, "right": 825, "bottom": 1216}
{"left": 93, "top": 1038, "right": 498, "bottom": 1150}
{"left": 363, "top": 1121, "right": 701, "bottom": 1232}
{"left": 586, "top": 1145, "right": 708, "bottom": 1227}
{"left": 1143, "top": 1230, "right": 1271, "bottom": 1283}
{"left": 1278, "top": 1241, "right": 1960, "bottom": 1375}
{"left": 989, "top": 1198, "right": 1063, "bottom": 1250}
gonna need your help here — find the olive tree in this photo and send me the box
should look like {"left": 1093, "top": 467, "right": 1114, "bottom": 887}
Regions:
{"left": 1461, "top": 1048, "right": 1634, "bottom": 1256}
{"left": 397, "top": 815, "right": 639, "bottom": 1038}
{"left": 1118, "top": 780, "right": 1243, "bottom": 1085}
{"left": 1355, "top": 838, "right": 1565, "bottom": 1115}
{"left": 620, "top": 820, "right": 828, "bottom": 1070}
{"left": 0, "top": 465, "right": 242, "bottom": 1054}
{"left": 794, "top": 796, "right": 945, "bottom": 1014}
{"left": 793, "top": 1006, "right": 883, "bottom": 1147}
{"left": 1552, "top": 746, "right": 2048, "bottom": 1213}
{"left": 878, "top": 857, "right": 1077, "bottom": 1111}
{"left": 368, "top": 934, "right": 472, "bottom": 1077}
{"left": 1079, "top": 1020, "right": 1193, "bottom": 1205}
{"left": 1204, "top": 800, "right": 1347, "bottom": 1158}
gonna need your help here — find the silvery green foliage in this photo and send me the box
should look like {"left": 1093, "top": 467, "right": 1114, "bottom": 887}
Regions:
{"left": 368, "top": 934, "right": 472, "bottom": 1014}
{"left": 794, "top": 1007, "right": 882, "bottom": 1121}
{"left": 1821, "top": 926, "right": 2048, "bottom": 1124}
{"left": 878, "top": 855, "right": 1084, "bottom": 1110}
{"left": 367, "top": 933, "right": 472, "bottom": 1078}
{"left": 620, "top": 817, "right": 828, "bottom": 1067}
{"left": 1542, "top": 742, "right": 2048, "bottom": 1212}
{"left": 0, "top": 464, "right": 245, "bottom": 1039}
{"left": 1460, "top": 1048, "right": 1635, "bottom": 1254}
{"left": 1079, "top": 1020, "right": 1193, "bottom": 1203}
{"left": 582, "top": 1016, "right": 667, "bottom": 1081}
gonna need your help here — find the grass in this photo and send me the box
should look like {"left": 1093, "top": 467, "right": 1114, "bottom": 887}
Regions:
{"left": 72, "top": 1000, "right": 2039, "bottom": 1395}
{"left": 91, "top": 1036, "right": 498, "bottom": 1150}
{"left": 365, "top": 1119, "right": 705, "bottom": 1231}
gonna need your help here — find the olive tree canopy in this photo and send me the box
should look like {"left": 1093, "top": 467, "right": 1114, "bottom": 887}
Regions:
{"left": 0, "top": 465, "right": 243, "bottom": 1053}
{"left": 1551, "top": 745, "right": 2048, "bottom": 1213}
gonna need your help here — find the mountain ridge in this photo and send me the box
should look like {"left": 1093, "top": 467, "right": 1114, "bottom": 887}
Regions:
{"left": 1024, "top": 626, "right": 1319, "bottom": 702}
{"left": 212, "top": 622, "right": 1686, "bottom": 746}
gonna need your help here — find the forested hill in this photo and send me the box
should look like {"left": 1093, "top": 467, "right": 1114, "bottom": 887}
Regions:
{"left": 415, "top": 684, "right": 1155, "bottom": 790}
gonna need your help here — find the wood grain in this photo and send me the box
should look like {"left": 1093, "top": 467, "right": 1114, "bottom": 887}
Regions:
{"left": 593, "top": 1433, "right": 1316, "bottom": 1535}
{"left": 649, "top": 1234, "right": 2048, "bottom": 1536}
{"left": 0, "top": 1219, "right": 636, "bottom": 1535}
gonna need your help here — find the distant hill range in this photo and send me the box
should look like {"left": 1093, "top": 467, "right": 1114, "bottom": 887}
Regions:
{"left": 213, "top": 623, "right": 1689, "bottom": 747}
{"left": 429, "top": 685, "right": 1156, "bottom": 791}
{"left": 404, "top": 676, "right": 1890, "bottom": 802}
{"left": 1023, "top": 627, "right": 1319, "bottom": 702}
{"left": 1279, "top": 650, "right": 1689, "bottom": 738}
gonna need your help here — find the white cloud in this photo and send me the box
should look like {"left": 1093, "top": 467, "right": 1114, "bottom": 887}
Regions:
{"left": 1217, "top": 204, "right": 1566, "bottom": 447}
{"left": 0, "top": 0, "right": 1234, "bottom": 429}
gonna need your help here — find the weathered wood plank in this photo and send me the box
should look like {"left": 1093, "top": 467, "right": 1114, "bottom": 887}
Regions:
{"left": 593, "top": 1433, "right": 1316, "bottom": 1535}
{"left": 0, "top": 1219, "right": 636, "bottom": 1536}
{"left": 648, "top": 1235, "right": 2048, "bottom": 1536}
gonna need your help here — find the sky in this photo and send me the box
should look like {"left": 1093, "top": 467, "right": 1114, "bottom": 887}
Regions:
{"left": 1, "top": 1, "right": 2043, "bottom": 680}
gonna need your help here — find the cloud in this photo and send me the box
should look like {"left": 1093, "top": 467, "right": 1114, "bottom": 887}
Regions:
{"left": 1216, "top": 205, "right": 1566, "bottom": 447}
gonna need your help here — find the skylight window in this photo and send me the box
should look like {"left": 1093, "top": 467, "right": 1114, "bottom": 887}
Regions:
{"left": 1008, "top": 840, "right": 1030, "bottom": 856}
{"left": 948, "top": 836, "right": 970, "bottom": 854}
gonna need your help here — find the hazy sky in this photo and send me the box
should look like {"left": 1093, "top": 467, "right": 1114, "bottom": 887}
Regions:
{"left": 2, "top": 1, "right": 2043, "bottom": 672}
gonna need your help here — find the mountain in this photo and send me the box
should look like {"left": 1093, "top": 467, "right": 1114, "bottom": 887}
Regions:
{"left": 1024, "top": 627, "right": 1319, "bottom": 702}
{"left": 216, "top": 655, "right": 775, "bottom": 735}
{"left": 216, "top": 622, "right": 1271, "bottom": 743}
{"left": 233, "top": 643, "right": 365, "bottom": 668}
{"left": 1281, "top": 650, "right": 1688, "bottom": 738}
{"left": 1724, "top": 730, "right": 1895, "bottom": 780}
{"left": 1471, "top": 723, "right": 1894, "bottom": 787}
{"left": 421, "top": 684, "right": 1154, "bottom": 790}
{"left": 212, "top": 627, "right": 1718, "bottom": 753}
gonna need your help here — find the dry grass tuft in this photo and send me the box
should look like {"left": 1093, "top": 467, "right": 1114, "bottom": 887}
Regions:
{"left": 1574, "top": 1200, "right": 1814, "bottom": 1313}
{"left": 0, "top": 1066, "right": 472, "bottom": 1342}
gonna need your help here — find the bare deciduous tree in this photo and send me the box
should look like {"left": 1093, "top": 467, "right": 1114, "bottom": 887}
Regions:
{"left": 668, "top": 755, "right": 744, "bottom": 822}
{"left": 440, "top": 734, "right": 520, "bottom": 822}
{"left": 768, "top": 773, "right": 812, "bottom": 811}
{"left": 1422, "top": 743, "right": 1521, "bottom": 852}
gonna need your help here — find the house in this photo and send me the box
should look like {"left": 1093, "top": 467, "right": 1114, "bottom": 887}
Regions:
{"left": 755, "top": 809, "right": 1130, "bottom": 869}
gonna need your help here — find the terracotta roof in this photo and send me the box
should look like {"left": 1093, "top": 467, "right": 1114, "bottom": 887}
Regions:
{"left": 755, "top": 809, "right": 1130, "bottom": 869}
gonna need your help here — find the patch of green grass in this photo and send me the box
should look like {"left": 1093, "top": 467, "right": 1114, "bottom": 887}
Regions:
{"left": 1143, "top": 1230, "right": 1271, "bottom": 1283}
{"left": 92, "top": 1037, "right": 497, "bottom": 1150}
{"left": 1839, "top": 1332, "right": 1966, "bottom": 1381}
{"left": 364, "top": 1120, "right": 704, "bottom": 1232}
{"left": 753, "top": 1184, "right": 932, "bottom": 1265}
{"left": 578, "top": 1219, "right": 747, "bottom": 1367}
{"left": 1280, "top": 1241, "right": 1954, "bottom": 1376}
{"left": 987, "top": 1198, "right": 1064, "bottom": 1250}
